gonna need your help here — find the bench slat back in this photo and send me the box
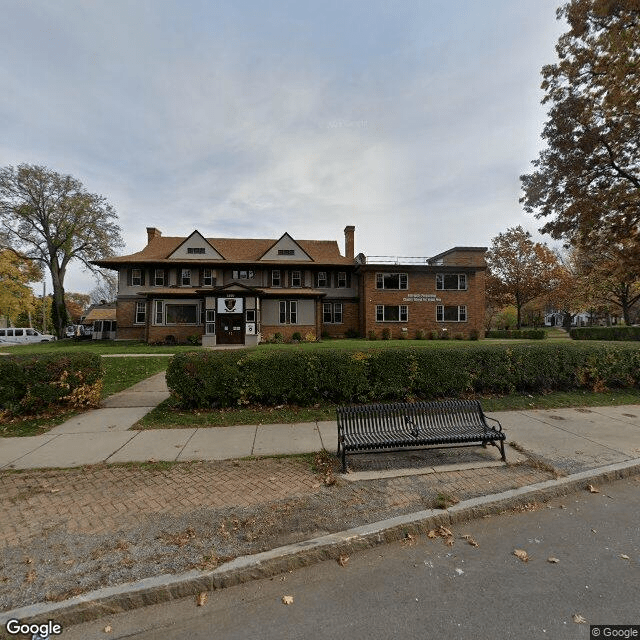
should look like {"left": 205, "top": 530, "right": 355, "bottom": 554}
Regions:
{"left": 337, "top": 400, "right": 491, "bottom": 437}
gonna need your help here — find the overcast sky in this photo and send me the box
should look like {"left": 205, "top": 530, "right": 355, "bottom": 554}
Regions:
{"left": 0, "top": 0, "right": 566, "bottom": 293}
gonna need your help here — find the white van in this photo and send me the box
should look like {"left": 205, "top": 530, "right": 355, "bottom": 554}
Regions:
{"left": 0, "top": 328, "right": 57, "bottom": 344}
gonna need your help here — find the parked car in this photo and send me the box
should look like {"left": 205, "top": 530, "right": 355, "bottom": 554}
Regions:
{"left": 0, "top": 328, "right": 57, "bottom": 344}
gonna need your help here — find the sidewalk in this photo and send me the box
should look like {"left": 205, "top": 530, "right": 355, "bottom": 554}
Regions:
{"left": 1, "top": 370, "right": 640, "bottom": 624}
{"left": 2, "top": 370, "right": 640, "bottom": 472}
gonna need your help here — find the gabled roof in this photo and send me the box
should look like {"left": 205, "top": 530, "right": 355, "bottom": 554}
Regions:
{"left": 168, "top": 230, "right": 225, "bottom": 260}
{"left": 93, "top": 232, "right": 353, "bottom": 267}
{"left": 257, "top": 232, "right": 314, "bottom": 262}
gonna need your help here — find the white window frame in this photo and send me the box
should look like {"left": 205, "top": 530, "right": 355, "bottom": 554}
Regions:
{"left": 131, "top": 268, "right": 142, "bottom": 286}
{"left": 436, "top": 273, "right": 467, "bottom": 290}
{"left": 376, "top": 272, "right": 408, "bottom": 290}
{"left": 291, "top": 270, "right": 302, "bottom": 287}
{"left": 376, "top": 305, "right": 408, "bottom": 322}
{"left": 323, "top": 302, "right": 343, "bottom": 324}
{"left": 436, "top": 305, "right": 468, "bottom": 322}
{"left": 154, "top": 269, "right": 165, "bottom": 286}
{"left": 205, "top": 309, "right": 216, "bottom": 334}
{"left": 181, "top": 269, "right": 191, "bottom": 286}
{"left": 317, "top": 271, "right": 327, "bottom": 288}
{"left": 272, "top": 270, "right": 281, "bottom": 287}
{"left": 164, "top": 302, "right": 200, "bottom": 326}
{"left": 135, "top": 301, "right": 146, "bottom": 324}
{"left": 337, "top": 272, "right": 347, "bottom": 288}
{"left": 154, "top": 300, "right": 163, "bottom": 325}
{"left": 202, "top": 268, "right": 215, "bottom": 286}
{"left": 278, "top": 300, "right": 298, "bottom": 324}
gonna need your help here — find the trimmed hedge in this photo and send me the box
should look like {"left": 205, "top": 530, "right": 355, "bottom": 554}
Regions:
{"left": 0, "top": 353, "right": 104, "bottom": 415}
{"left": 570, "top": 326, "right": 640, "bottom": 341}
{"left": 485, "top": 329, "right": 546, "bottom": 339}
{"left": 166, "top": 343, "right": 640, "bottom": 408}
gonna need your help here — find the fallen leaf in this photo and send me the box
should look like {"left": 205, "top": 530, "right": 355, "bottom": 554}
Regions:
{"left": 282, "top": 595, "right": 294, "bottom": 605}
{"left": 620, "top": 554, "right": 630, "bottom": 560}
{"left": 25, "top": 570, "right": 36, "bottom": 583}
{"left": 438, "top": 526, "right": 453, "bottom": 538}
{"left": 586, "top": 484, "right": 599, "bottom": 493}
{"left": 427, "top": 530, "right": 438, "bottom": 539}
{"left": 547, "top": 557, "right": 560, "bottom": 563}
{"left": 104, "top": 625, "right": 112, "bottom": 633}
{"left": 572, "top": 614, "right": 587, "bottom": 624}
{"left": 513, "top": 549, "right": 530, "bottom": 562}
{"left": 147, "top": 458, "right": 157, "bottom": 463}
{"left": 196, "top": 592, "right": 208, "bottom": 606}
{"left": 403, "top": 533, "right": 416, "bottom": 546}
{"left": 445, "top": 537, "right": 455, "bottom": 547}
{"left": 337, "top": 554, "right": 349, "bottom": 567}
{"left": 461, "top": 535, "right": 479, "bottom": 548}
{"left": 50, "top": 488, "right": 61, "bottom": 493}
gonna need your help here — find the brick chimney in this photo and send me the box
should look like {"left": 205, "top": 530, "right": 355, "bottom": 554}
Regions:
{"left": 146, "top": 227, "right": 162, "bottom": 244}
{"left": 344, "top": 225, "right": 355, "bottom": 259}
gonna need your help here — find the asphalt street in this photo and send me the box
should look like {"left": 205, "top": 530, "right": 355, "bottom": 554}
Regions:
{"left": 60, "top": 476, "right": 640, "bottom": 640}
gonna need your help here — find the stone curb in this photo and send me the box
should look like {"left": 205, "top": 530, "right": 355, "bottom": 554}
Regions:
{"left": 2, "top": 457, "right": 640, "bottom": 631}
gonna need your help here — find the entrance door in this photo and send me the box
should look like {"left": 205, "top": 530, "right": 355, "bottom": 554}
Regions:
{"left": 217, "top": 314, "right": 244, "bottom": 344}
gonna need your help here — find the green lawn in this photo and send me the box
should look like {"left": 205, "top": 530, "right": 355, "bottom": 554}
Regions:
{"left": 136, "top": 387, "right": 640, "bottom": 430}
{"left": 0, "top": 340, "right": 202, "bottom": 355}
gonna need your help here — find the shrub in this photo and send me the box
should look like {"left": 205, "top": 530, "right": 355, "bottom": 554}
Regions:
{"left": 321, "top": 330, "right": 330, "bottom": 339}
{"left": 440, "top": 329, "right": 450, "bottom": 340}
{"left": 0, "top": 353, "right": 103, "bottom": 415}
{"left": 469, "top": 329, "right": 479, "bottom": 341}
{"left": 368, "top": 330, "right": 377, "bottom": 340}
{"left": 415, "top": 329, "right": 425, "bottom": 340}
{"left": 570, "top": 326, "right": 640, "bottom": 341}
{"left": 187, "top": 334, "right": 200, "bottom": 345}
{"left": 345, "top": 328, "right": 360, "bottom": 339}
{"left": 381, "top": 328, "right": 391, "bottom": 340}
{"left": 486, "top": 329, "right": 546, "bottom": 339}
{"left": 453, "top": 333, "right": 465, "bottom": 340}
{"left": 429, "top": 330, "right": 439, "bottom": 340}
{"left": 291, "top": 332, "right": 302, "bottom": 342}
{"left": 304, "top": 332, "right": 317, "bottom": 342}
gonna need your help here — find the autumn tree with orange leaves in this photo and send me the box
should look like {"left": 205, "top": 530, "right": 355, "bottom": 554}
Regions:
{"left": 485, "top": 226, "right": 564, "bottom": 329}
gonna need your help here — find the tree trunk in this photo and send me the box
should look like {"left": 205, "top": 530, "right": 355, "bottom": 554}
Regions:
{"left": 50, "top": 267, "right": 68, "bottom": 339}
{"left": 516, "top": 304, "right": 522, "bottom": 330}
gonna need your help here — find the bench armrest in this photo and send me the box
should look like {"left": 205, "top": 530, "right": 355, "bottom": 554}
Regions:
{"left": 484, "top": 414, "right": 503, "bottom": 432}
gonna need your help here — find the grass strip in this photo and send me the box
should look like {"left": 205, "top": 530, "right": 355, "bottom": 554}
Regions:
{"left": 136, "top": 388, "right": 640, "bottom": 429}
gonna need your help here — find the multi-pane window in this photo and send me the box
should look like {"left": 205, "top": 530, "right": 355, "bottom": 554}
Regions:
{"left": 316, "top": 272, "right": 328, "bottom": 287}
{"left": 436, "top": 273, "right": 467, "bottom": 290}
{"left": 154, "top": 301, "right": 163, "bottom": 324}
{"left": 436, "top": 305, "right": 467, "bottom": 322}
{"left": 272, "top": 270, "right": 281, "bottom": 287}
{"left": 337, "top": 272, "right": 347, "bottom": 288}
{"left": 291, "top": 271, "right": 302, "bottom": 287}
{"left": 279, "top": 301, "right": 298, "bottom": 324}
{"left": 278, "top": 249, "right": 295, "bottom": 255}
{"left": 131, "top": 269, "right": 142, "bottom": 286}
{"left": 375, "top": 273, "right": 408, "bottom": 290}
{"left": 376, "top": 305, "right": 408, "bottom": 322}
{"left": 323, "top": 302, "right": 343, "bottom": 323}
{"left": 205, "top": 310, "right": 216, "bottom": 334}
{"left": 181, "top": 269, "right": 191, "bottom": 286}
{"left": 187, "top": 247, "right": 205, "bottom": 254}
{"left": 154, "top": 269, "right": 165, "bottom": 286}
{"left": 232, "top": 270, "right": 255, "bottom": 280}
{"left": 165, "top": 304, "right": 198, "bottom": 324}
{"left": 202, "top": 269, "right": 215, "bottom": 286}
{"left": 135, "top": 301, "right": 146, "bottom": 324}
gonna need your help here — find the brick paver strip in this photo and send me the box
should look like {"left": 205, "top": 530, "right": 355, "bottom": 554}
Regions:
{"left": 0, "top": 459, "right": 552, "bottom": 547}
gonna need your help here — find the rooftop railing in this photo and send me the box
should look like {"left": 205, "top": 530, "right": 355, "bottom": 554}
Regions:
{"left": 360, "top": 255, "right": 434, "bottom": 265}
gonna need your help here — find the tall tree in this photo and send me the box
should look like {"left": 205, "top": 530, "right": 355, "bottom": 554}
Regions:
{"left": 89, "top": 271, "right": 118, "bottom": 305}
{"left": 520, "top": 0, "right": 640, "bottom": 262}
{"left": 485, "top": 226, "right": 564, "bottom": 329}
{"left": 0, "top": 164, "right": 123, "bottom": 337}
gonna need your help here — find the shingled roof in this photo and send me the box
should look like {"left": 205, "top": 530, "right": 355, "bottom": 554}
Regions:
{"left": 93, "top": 235, "right": 354, "bottom": 267}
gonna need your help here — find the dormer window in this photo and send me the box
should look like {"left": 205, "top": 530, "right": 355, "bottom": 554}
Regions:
{"left": 187, "top": 247, "right": 205, "bottom": 254}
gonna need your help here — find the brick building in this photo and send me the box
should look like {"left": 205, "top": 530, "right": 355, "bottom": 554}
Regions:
{"left": 93, "top": 227, "right": 486, "bottom": 345}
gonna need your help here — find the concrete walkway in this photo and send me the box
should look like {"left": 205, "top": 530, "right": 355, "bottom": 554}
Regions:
{"left": 1, "top": 370, "right": 640, "bottom": 472}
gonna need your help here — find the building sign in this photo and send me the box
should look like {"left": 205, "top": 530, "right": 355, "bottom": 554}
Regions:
{"left": 402, "top": 294, "right": 441, "bottom": 302}
{"left": 217, "top": 297, "right": 244, "bottom": 314}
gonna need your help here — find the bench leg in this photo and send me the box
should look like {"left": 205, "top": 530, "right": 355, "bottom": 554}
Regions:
{"left": 498, "top": 439, "right": 506, "bottom": 462}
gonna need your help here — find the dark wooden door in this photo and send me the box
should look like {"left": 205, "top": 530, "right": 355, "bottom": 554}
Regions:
{"left": 217, "top": 314, "right": 244, "bottom": 344}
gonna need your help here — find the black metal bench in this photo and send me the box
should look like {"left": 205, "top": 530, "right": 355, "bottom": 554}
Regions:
{"left": 336, "top": 399, "right": 506, "bottom": 473}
